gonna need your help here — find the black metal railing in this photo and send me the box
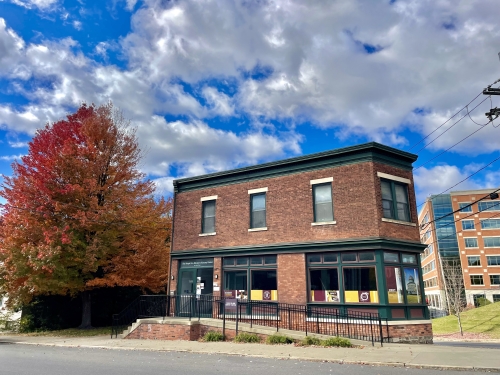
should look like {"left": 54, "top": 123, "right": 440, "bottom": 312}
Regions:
{"left": 111, "top": 294, "right": 389, "bottom": 345}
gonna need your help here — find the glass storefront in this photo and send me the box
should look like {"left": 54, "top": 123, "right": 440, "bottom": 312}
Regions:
{"left": 223, "top": 255, "right": 277, "bottom": 301}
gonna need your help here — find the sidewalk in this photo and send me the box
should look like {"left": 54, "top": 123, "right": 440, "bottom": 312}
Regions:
{"left": 1, "top": 333, "right": 499, "bottom": 372}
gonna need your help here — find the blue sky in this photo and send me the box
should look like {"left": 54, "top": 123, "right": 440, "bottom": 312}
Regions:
{"left": 0, "top": 0, "right": 500, "bottom": 207}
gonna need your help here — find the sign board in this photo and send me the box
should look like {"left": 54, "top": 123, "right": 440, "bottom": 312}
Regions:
{"left": 225, "top": 298, "right": 237, "bottom": 312}
{"left": 180, "top": 258, "right": 214, "bottom": 268}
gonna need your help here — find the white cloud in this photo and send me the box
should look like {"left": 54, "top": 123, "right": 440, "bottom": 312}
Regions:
{"left": 413, "top": 164, "right": 497, "bottom": 204}
{"left": 0, "top": 154, "right": 24, "bottom": 161}
{"left": 136, "top": 116, "right": 302, "bottom": 177}
{"left": 73, "top": 20, "right": 82, "bottom": 31}
{"left": 202, "top": 87, "right": 235, "bottom": 117}
{"left": 10, "top": 0, "right": 59, "bottom": 10}
{"left": 7, "top": 141, "right": 28, "bottom": 148}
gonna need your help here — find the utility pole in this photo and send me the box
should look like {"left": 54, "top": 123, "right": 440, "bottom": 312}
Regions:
{"left": 483, "top": 52, "right": 500, "bottom": 121}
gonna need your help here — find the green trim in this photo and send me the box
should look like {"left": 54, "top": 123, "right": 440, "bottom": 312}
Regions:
{"left": 171, "top": 237, "right": 426, "bottom": 259}
{"left": 173, "top": 142, "right": 417, "bottom": 193}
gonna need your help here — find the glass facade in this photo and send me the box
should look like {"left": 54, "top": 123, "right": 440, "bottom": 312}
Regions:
{"left": 430, "top": 194, "right": 459, "bottom": 257}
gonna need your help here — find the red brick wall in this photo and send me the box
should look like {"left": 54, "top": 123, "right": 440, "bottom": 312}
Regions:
{"left": 173, "top": 161, "right": 420, "bottom": 253}
{"left": 125, "top": 321, "right": 433, "bottom": 344}
{"left": 169, "top": 259, "right": 179, "bottom": 294}
{"left": 278, "top": 253, "right": 307, "bottom": 304}
{"left": 213, "top": 257, "right": 222, "bottom": 298}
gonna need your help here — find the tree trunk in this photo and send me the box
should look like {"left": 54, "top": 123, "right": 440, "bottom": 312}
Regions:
{"left": 79, "top": 290, "right": 93, "bottom": 329}
{"left": 457, "top": 313, "right": 463, "bottom": 336}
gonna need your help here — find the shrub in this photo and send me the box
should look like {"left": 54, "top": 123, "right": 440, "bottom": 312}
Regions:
{"left": 476, "top": 297, "right": 491, "bottom": 307}
{"left": 234, "top": 332, "right": 261, "bottom": 343}
{"left": 266, "top": 334, "right": 295, "bottom": 344}
{"left": 322, "top": 336, "right": 352, "bottom": 348}
{"left": 302, "top": 336, "right": 322, "bottom": 346}
{"left": 203, "top": 331, "right": 224, "bottom": 342}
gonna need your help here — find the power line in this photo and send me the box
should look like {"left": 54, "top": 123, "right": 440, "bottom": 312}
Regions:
{"left": 420, "top": 188, "right": 500, "bottom": 230}
{"left": 413, "top": 120, "right": 491, "bottom": 171}
{"left": 413, "top": 95, "right": 491, "bottom": 154}
{"left": 408, "top": 91, "right": 483, "bottom": 151}
{"left": 416, "top": 153, "right": 500, "bottom": 209}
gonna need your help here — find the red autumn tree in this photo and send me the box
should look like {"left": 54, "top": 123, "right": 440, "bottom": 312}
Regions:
{"left": 0, "top": 103, "right": 171, "bottom": 328}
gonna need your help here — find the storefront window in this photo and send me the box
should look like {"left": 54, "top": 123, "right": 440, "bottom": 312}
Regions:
{"left": 224, "top": 270, "right": 248, "bottom": 300}
{"left": 309, "top": 269, "right": 340, "bottom": 302}
{"left": 343, "top": 267, "right": 378, "bottom": 303}
{"left": 251, "top": 270, "right": 277, "bottom": 301}
{"left": 341, "top": 253, "right": 357, "bottom": 262}
{"left": 385, "top": 266, "right": 404, "bottom": 304}
{"left": 384, "top": 252, "right": 399, "bottom": 263}
{"left": 402, "top": 254, "right": 417, "bottom": 264}
{"left": 404, "top": 267, "right": 422, "bottom": 304}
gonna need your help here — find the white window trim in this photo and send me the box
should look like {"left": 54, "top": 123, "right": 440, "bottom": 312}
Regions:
{"left": 199, "top": 232, "right": 216, "bottom": 237}
{"left": 248, "top": 187, "right": 268, "bottom": 194}
{"left": 381, "top": 218, "right": 417, "bottom": 227}
{"left": 480, "top": 219, "right": 500, "bottom": 230}
{"left": 458, "top": 202, "right": 473, "bottom": 213}
{"left": 310, "top": 177, "right": 333, "bottom": 185}
{"left": 248, "top": 227, "right": 268, "bottom": 232}
{"left": 483, "top": 236, "right": 500, "bottom": 248}
{"left": 461, "top": 220, "right": 475, "bottom": 230}
{"left": 464, "top": 237, "right": 479, "bottom": 248}
{"left": 486, "top": 255, "right": 500, "bottom": 266}
{"left": 311, "top": 221, "right": 337, "bottom": 226}
{"left": 377, "top": 172, "right": 411, "bottom": 185}
{"left": 466, "top": 255, "right": 482, "bottom": 267}
{"left": 200, "top": 195, "right": 218, "bottom": 201}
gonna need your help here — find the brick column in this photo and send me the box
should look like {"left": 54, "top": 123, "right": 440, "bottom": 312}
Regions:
{"left": 213, "top": 257, "right": 222, "bottom": 298}
{"left": 170, "top": 259, "right": 179, "bottom": 294}
{"left": 278, "top": 253, "right": 307, "bottom": 304}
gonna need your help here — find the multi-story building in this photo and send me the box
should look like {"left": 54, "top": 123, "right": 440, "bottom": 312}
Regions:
{"left": 419, "top": 189, "right": 500, "bottom": 312}
{"left": 169, "top": 142, "right": 431, "bottom": 342}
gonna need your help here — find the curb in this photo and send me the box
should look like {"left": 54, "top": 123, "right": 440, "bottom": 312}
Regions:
{"left": 4, "top": 340, "right": 500, "bottom": 372}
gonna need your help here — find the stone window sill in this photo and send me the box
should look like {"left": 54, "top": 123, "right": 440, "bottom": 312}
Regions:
{"left": 248, "top": 227, "right": 267, "bottom": 232}
{"left": 382, "top": 218, "right": 417, "bottom": 227}
{"left": 311, "top": 221, "right": 337, "bottom": 226}
{"left": 199, "top": 232, "right": 216, "bottom": 237}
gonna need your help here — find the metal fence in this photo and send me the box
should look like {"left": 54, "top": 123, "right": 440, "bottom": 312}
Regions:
{"left": 112, "top": 294, "right": 389, "bottom": 346}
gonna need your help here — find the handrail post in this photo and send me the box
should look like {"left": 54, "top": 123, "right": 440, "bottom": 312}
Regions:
{"left": 276, "top": 304, "right": 279, "bottom": 332}
{"left": 235, "top": 299, "right": 239, "bottom": 336}
{"left": 379, "top": 317, "right": 384, "bottom": 347}
{"left": 305, "top": 305, "right": 308, "bottom": 336}
{"left": 223, "top": 301, "right": 226, "bottom": 340}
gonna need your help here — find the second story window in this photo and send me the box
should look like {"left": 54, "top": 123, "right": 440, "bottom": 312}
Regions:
{"left": 312, "top": 183, "right": 334, "bottom": 223}
{"left": 381, "top": 179, "right": 410, "bottom": 222}
{"left": 250, "top": 193, "right": 266, "bottom": 229}
{"left": 201, "top": 199, "right": 216, "bottom": 234}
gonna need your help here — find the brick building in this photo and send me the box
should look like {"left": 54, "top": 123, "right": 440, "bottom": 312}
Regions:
{"left": 419, "top": 189, "right": 500, "bottom": 313}
{"left": 169, "top": 142, "right": 430, "bottom": 341}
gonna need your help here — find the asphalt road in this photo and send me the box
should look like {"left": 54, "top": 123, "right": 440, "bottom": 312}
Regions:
{"left": 0, "top": 344, "right": 477, "bottom": 375}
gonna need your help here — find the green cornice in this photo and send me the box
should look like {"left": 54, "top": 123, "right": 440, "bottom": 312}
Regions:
{"left": 171, "top": 237, "right": 426, "bottom": 259}
{"left": 173, "top": 142, "right": 418, "bottom": 193}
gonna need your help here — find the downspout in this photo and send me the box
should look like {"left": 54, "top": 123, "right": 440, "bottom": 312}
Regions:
{"left": 166, "top": 181, "right": 178, "bottom": 296}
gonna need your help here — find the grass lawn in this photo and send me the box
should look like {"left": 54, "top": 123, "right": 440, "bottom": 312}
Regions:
{"left": 432, "top": 302, "right": 500, "bottom": 338}
{"left": 21, "top": 326, "right": 111, "bottom": 337}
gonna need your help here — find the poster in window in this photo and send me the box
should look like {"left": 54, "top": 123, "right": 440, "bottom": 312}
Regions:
{"left": 326, "top": 290, "right": 340, "bottom": 302}
{"left": 386, "top": 267, "right": 404, "bottom": 304}
{"left": 404, "top": 268, "right": 422, "bottom": 304}
{"left": 263, "top": 290, "right": 272, "bottom": 301}
{"left": 358, "top": 290, "right": 371, "bottom": 303}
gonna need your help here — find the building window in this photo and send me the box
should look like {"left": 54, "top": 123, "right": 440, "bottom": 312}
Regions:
{"left": 381, "top": 179, "right": 411, "bottom": 222}
{"left": 224, "top": 270, "right": 248, "bottom": 299}
{"left": 467, "top": 256, "right": 481, "bottom": 267}
{"left": 459, "top": 203, "right": 472, "bottom": 212}
{"left": 487, "top": 256, "right": 500, "bottom": 266}
{"left": 493, "top": 295, "right": 500, "bottom": 303}
{"left": 462, "top": 220, "right": 475, "bottom": 230}
{"left": 383, "top": 252, "right": 399, "bottom": 263}
{"left": 404, "top": 268, "right": 422, "bottom": 304}
{"left": 422, "top": 261, "right": 435, "bottom": 274}
{"left": 481, "top": 219, "right": 500, "bottom": 229}
{"left": 464, "top": 238, "right": 478, "bottom": 248}
{"left": 478, "top": 201, "right": 500, "bottom": 212}
{"left": 310, "top": 269, "right": 340, "bottom": 302}
{"left": 312, "top": 183, "right": 334, "bottom": 223}
{"left": 421, "top": 245, "right": 434, "bottom": 260}
{"left": 250, "top": 193, "right": 266, "bottom": 229}
{"left": 343, "top": 267, "right": 378, "bottom": 303}
{"left": 470, "top": 275, "right": 484, "bottom": 285}
{"left": 484, "top": 237, "right": 500, "bottom": 248}
{"left": 201, "top": 200, "right": 216, "bottom": 234}
{"left": 422, "top": 212, "right": 429, "bottom": 224}
{"left": 402, "top": 254, "right": 417, "bottom": 264}
{"left": 385, "top": 267, "right": 404, "bottom": 304}
{"left": 423, "top": 277, "right": 438, "bottom": 288}
{"left": 490, "top": 275, "right": 500, "bottom": 285}
{"left": 251, "top": 270, "right": 277, "bottom": 300}
{"left": 421, "top": 230, "right": 431, "bottom": 242}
